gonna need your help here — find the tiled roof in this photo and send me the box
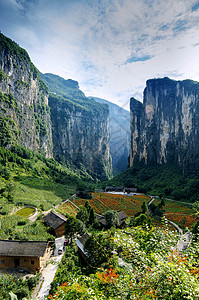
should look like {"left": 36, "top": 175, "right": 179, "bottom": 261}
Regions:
{"left": 0, "top": 240, "right": 48, "bottom": 257}
{"left": 96, "top": 211, "right": 127, "bottom": 226}
{"left": 43, "top": 211, "right": 67, "bottom": 230}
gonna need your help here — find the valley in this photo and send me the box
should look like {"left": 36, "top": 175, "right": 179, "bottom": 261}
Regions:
{"left": 0, "top": 32, "right": 199, "bottom": 300}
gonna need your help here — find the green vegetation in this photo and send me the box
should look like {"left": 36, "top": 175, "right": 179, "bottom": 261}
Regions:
{"left": 0, "top": 143, "right": 96, "bottom": 214}
{"left": 104, "top": 163, "right": 199, "bottom": 202}
{"left": 40, "top": 73, "right": 109, "bottom": 118}
{"left": 0, "top": 33, "right": 48, "bottom": 94}
{"left": 0, "top": 69, "right": 7, "bottom": 81}
{"left": 15, "top": 207, "right": 35, "bottom": 217}
{"left": 0, "top": 273, "right": 40, "bottom": 300}
{"left": 48, "top": 222, "right": 199, "bottom": 299}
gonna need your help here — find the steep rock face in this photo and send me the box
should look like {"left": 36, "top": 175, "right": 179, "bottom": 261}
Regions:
{"left": 41, "top": 74, "right": 112, "bottom": 180}
{"left": 130, "top": 77, "right": 199, "bottom": 171}
{"left": 90, "top": 97, "right": 130, "bottom": 173}
{"left": 0, "top": 33, "right": 53, "bottom": 157}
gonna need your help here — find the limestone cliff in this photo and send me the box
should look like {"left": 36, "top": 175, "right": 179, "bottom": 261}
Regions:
{"left": 41, "top": 73, "right": 112, "bottom": 180}
{"left": 90, "top": 97, "right": 130, "bottom": 173}
{"left": 0, "top": 33, "right": 53, "bottom": 157}
{"left": 130, "top": 77, "right": 199, "bottom": 172}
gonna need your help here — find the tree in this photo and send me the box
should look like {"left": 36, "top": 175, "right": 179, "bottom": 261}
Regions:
{"left": 84, "top": 233, "right": 114, "bottom": 267}
{"left": 76, "top": 206, "right": 89, "bottom": 224}
{"left": 103, "top": 210, "right": 119, "bottom": 228}
{"left": 193, "top": 201, "right": 199, "bottom": 216}
{"left": 141, "top": 201, "right": 147, "bottom": 214}
{"left": 65, "top": 216, "right": 86, "bottom": 242}
{"left": 88, "top": 206, "right": 97, "bottom": 226}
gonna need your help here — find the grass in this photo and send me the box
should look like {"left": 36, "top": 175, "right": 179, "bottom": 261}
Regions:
{"left": 15, "top": 207, "right": 35, "bottom": 217}
{"left": 14, "top": 176, "right": 76, "bottom": 210}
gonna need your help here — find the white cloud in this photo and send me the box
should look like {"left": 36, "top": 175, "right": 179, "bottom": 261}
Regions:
{"left": 1, "top": 0, "right": 199, "bottom": 108}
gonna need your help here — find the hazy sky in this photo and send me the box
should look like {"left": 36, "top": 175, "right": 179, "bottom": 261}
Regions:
{"left": 1, "top": 0, "right": 199, "bottom": 110}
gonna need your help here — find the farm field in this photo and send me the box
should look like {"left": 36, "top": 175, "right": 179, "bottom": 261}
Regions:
{"left": 13, "top": 177, "right": 76, "bottom": 211}
{"left": 58, "top": 201, "right": 79, "bottom": 216}
{"left": 72, "top": 192, "right": 150, "bottom": 216}
{"left": 153, "top": 198, "right": 196, "bottom": 229}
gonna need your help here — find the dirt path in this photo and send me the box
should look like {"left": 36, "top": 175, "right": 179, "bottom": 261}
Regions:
{"left": 33, "top": 237, "right": 65, "bottom": 300}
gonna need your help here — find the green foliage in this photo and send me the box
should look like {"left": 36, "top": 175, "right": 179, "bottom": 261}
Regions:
{"left": 103, "top": 210, "right": 119, "bottom": 228}
{"left": 0, "top": 69, "right": 7, "bottom": 81}
{"left": 76, "top": 206, "right": 89, "bottom": 224}
{"left": 0, "top": 215, "right": 54, "bottom": 241}
{"left": 141, "top": 201, "right": 147, "bottom": 213}
{"left": 65, "top": 216, "right": 86, "bottom": 241}
{"left": 105, "top": 163, "right": 199, "bottom": 202}
{"left": 84, "top": 232, "right": 114, "bottom": 267}
{"left": 0, "top": 273, "right": 39, "bottom": 300}
{"left": 40, "top": 73, "right": 109, "bottom": 117}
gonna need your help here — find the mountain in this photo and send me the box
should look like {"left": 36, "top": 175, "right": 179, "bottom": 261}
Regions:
{"left": 130, "top": 77, "right": 199, "bottom": 172}
{"left": 89, "top": 97, "right": 130, "bottom": 173}
{"left": 40, "top": 74, "right": 112, "bottom": 180}
{"left": 0, "top": 33, "right": 112, "bottom": 180}
{"left": 0, "top": 33, "right": 53, "bottom": 157}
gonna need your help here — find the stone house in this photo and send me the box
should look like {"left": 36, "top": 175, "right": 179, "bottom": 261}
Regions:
{"left": 43, "top": 211, "right": 67, "bottom": 237}
{"left": 0, "top": 240, "right": 51, "bottom": 273}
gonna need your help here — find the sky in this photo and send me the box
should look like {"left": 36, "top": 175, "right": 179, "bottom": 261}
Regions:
{"left": 1, "top": 0, "right": 199, "bottom": 110}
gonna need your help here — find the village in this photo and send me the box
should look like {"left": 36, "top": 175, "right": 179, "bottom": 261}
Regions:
{"left": 0, "top": 187, "right": 140, "bottom": 299}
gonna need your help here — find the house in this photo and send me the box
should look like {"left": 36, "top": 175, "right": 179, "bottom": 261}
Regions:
{"left": 117, "top": 211, "right": 128, "bottom": 226}
{"left": 124, "top": 187, "right": 137, "bottom": 194}
{"left": 75, "top": 233, "right": 90, "bottom": 260}
{"left": 105, "top": 186, "right": 124, "bottom": 192}
{"left": 0, "top": 240, "right": 52, "bottom": 273}
{"left": 43, "top": 211, "right": 67, "bottom": 237}
{"left": 96, "top": 211, "right": 127, "bottom": 228}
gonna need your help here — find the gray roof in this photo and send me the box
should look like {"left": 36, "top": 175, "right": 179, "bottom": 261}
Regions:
{"left": 0, "top": 240, "right": 49, "bottom": 257}
{"left": 43, "top": 211, "right": 67, "bottom": 230}
{"left": 118, "top": 211, "right": 128, "bottom": 221}
{"left": 78, "top": 233, "right": 90, "bottom": 245}
{"left": 97, "top": 211, "right": 127, "bottom": 226}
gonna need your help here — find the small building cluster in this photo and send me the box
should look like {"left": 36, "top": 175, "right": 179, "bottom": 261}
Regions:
{"left": 105, "top": 186, "right": 137, "bottom": 193}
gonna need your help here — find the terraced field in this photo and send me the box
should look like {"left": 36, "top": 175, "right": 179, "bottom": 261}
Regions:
{"left": 153, "top": 198, "right": 196, "bottom": 229}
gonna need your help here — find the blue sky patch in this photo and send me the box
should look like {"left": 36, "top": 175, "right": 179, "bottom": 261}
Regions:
{"left": 192, "top": 2, "right": 199, "bottom": 11}
{"left": 125, "top": 55, "right": 153, "bottom": 64}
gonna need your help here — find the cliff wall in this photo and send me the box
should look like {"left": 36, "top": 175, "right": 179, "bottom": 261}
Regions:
{"left": 130, "top": 77, "right": 199, "bottom": 171}
{"left": 0, "top": 33, "right": 53, "bottom": 157}
{"left": 41, "top": 74, "right": 112, "bottom": 180}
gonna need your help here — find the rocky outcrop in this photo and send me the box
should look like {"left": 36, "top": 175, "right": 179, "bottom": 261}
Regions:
{"left": 130, "top": 77, "right": 199, "bottom": 172}
{"left": 41, "top": 74, "right": 112, "bottom": 180}
{"left": 0, "top": 33, "right": 53, "bottom": 157}
{"left": 90, "top": 97, "right": 130, "bottom": 173}
{"left": 0, "top": 34, "right": 112, "bottom": 180}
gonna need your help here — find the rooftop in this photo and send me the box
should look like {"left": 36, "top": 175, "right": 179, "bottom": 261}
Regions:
{"left": 43, "top": 211, "right": 67, "bottom": 230}
{"left": 0, "top": 240, "right": 49, "bottom": 257}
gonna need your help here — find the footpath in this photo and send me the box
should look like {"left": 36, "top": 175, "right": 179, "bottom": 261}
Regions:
{"left": 32, "top": 237, "right": 65, "bottom": 300}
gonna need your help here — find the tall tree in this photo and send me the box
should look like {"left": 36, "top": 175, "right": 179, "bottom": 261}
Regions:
{"left": 103, "top": 210, "right": 119, "bottom": 228}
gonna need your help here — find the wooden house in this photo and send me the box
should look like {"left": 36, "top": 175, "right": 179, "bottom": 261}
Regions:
{"left": 0, "top": 240, "right": 51, "bottom": 273}
{"left": 43, "top": 211, "right": 67, "bottom": 237}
